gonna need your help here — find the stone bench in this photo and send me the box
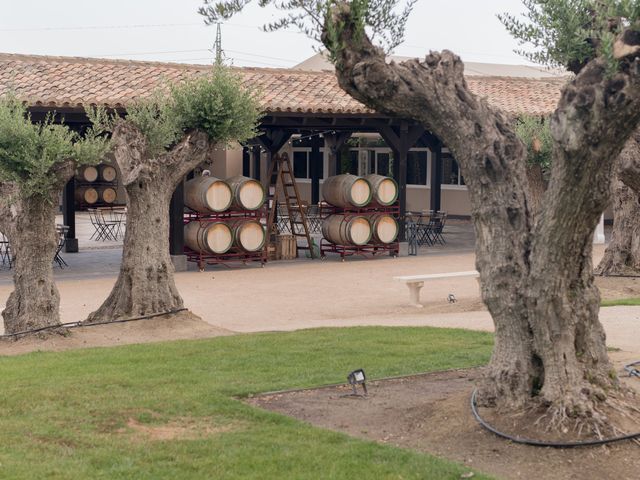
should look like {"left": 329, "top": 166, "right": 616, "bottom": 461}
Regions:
{"left": 393, "top": 270, "right": 479, "bottom": 307}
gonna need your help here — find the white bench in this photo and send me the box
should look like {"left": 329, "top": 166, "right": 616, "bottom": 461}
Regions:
{"left": 393, "top": 270, "right": 479, "bottom": 307}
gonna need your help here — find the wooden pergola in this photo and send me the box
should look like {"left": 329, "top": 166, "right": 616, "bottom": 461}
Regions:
{"left": 168, "top": 111, "right": 443, "bottom": 257}
{"left": 0, "top": 53, "right": 564, "bottom": 258}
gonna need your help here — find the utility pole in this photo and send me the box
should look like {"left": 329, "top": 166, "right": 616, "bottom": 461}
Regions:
{"left": 213, "top": 22, "right": 224, "bottom": 65}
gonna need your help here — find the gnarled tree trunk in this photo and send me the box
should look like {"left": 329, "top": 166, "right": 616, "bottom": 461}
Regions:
{"left": 324, "top": 3, "right": 640, "bottom": 420}
{"left": 0, "top": 162, "right": 75, "bottom": 335}
{"left": 596, "top": 133, "right": 640, "bottom": 276}
{"left": 526, "top": 163, "right": 546, "bottom": 215}
{"left": 86, "top": 121, "right": 212, "bottom": 323}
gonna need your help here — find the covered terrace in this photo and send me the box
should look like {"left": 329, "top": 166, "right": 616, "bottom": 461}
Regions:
{"left": 0, "top": 52, "right": 563, "bottom": 256}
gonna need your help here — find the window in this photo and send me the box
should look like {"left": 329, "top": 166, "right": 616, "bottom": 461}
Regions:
{"left": 341, "top": 150, "right": 360, "bottom": 175}
{"left": 407, "top": 150, "right": 428, "bottom": 185}
{"left": 347, "top": 149, "right": 394, "bottom": 176}
{"left": 292, "top": 149, "right": 324, "bottom": 180}
{"left": 372, "top": 151, "right": 392, "bottom": 176}
{"left": 293, "top": 150, "right": 308, "bottom": 178}
{"left": 441, "top": 151, "right": 465, "bottom": 186}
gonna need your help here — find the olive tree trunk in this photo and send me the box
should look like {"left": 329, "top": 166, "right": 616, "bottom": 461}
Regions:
{"left": 0, "top": 162, "right": 75, "bottom": 335}
{"left": 596, "top": 133, "right": 640, "bottom": 276}
{"left": 526, "top": 163, "right": 546, "bottom": 215}
{"left": 324, "top": 4, "right": 640, "bottom": 418}
{"left": 86, "top": 121, "right": 212, "bottom": 323}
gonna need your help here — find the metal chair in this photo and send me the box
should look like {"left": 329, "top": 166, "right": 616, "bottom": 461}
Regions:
{"left": 276, "top": 204, "right": 291, "bottom": 234}
{"left": 427, "top": 211, "right": 448, "bottom": 245}
{"left": 54, "top": 225, "right": 69, "bottom": 268}
{"left": 0, "top": 232, "right": 11, "bottom": 269}
{"left": 89, "top": 208, "right": 118, "bottom": 241}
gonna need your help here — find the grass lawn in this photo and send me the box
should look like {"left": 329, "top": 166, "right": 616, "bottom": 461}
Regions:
{"left": 601, "top": 297, "right": 640, "bottom": 307}
{"left": 0, "top": 327, "right": 494, "bottom": 479}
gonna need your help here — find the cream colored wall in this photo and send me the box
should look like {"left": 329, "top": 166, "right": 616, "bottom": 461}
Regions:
{"left": 407, "top": 187, "right": 430, "bottom": 212}
{"left": 441, "top": 189, "right": 472, "bottom": 216}
{"left": 208, "top": 148, "right": 228, "bottom": 179}
{"left": 406, "top": 187, "right": 472, "bottom": 216}
{"left": 221, "top": 145, "right": 618, "bottom": 220}
{"left": 225, "top": 142, "right": 244, "bottom": 177}
{"left": 207, "top": 142, "right": 244, "bottom": 179}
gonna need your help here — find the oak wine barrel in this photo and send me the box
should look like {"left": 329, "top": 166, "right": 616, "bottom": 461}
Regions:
{"left": 228, "top": 218, "right": 266, "bottom": 252}
{"left": 185, "top": 176, "right": 233, "bottom": 213}
{"left": 364, "top": 174, "right": 398, "bottom": 206}
{"left": 75, "top": 187, "right": 99, "bottom": 205}
{"left": 184, "top": 221, "right": 233, "bottom": 254}
{"left": 321, "top": 174, "right": 372, "bottom": 208}
{"left": 322, "top": 214, "right": 372, "bottom": 246}
{"left": 78, "top": 165, "right": 99, "bottom": 183}
{"left": 99, "top": 164, "right": 118, "bottom": 182}
{"left": 99, "top": 187, "right": 118, "bottom": 204}
{"left": 369, "top": 214, "right": 399, "bottom": 244}
{"left": 226, "top": 175, "right": 265, "bottom": 211}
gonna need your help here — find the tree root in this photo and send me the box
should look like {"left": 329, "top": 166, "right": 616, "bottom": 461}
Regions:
{"left": 496, "top": 388, "right": 640, "bottom": 442}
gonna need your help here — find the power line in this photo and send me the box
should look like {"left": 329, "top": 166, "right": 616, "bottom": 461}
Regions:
{"left": 81, "top": 48, "right": 299, "bottom": 65}
{"left": 225, "top": 49, "right": 297, "bottom": 63}
{"left": 0, "top": 22, "right": 204, "bottom": 32}
{"left": 168, "top": 56, "right": 292, "bottom": 68}
{"left": 0, "top": 21, "right": 306, "bottom": 34}
{"left": 97, "top": 48, "right": 209, "bottom": 58}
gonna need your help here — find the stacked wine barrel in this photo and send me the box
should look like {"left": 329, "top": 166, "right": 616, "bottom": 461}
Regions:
{"left": 321, "top": 173, "right": 400, "bottom": 248}
{"left": 183, "top": 175, "right": 267, "bottom": 259}
{"left": 75, "top": 163, "right": 120, "bottom": 208}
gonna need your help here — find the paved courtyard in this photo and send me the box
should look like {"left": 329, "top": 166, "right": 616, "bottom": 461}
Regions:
{"left": 1, "top": 217, "right": 637, "bottom": 360}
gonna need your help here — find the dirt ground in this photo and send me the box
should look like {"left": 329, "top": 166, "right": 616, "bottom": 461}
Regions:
{"left": 1, "top": 245, "right": 639, "bottom": 356}
{"left": 0, "top": 311, "right": 232, "bottom": 356}
{"left": 596, "top": 275, "right": 640, "bottom": 300}
{"left": 249, "top": 367, "right": 640, "bottom": 480}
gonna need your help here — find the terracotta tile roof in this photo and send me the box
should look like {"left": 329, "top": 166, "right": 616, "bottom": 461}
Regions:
{"left": 0, "top": 53, "right": 565, "bottom": 116}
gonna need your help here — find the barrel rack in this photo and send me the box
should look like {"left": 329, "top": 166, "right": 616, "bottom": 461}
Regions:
{"left": 318, "top": 203, "right": 400, "bottom": 260}
{"left": 75, "top": 163, "right": 120, "bottom": 210}
{"left": 183, "top": 207, "right": 268, "bottom": 270}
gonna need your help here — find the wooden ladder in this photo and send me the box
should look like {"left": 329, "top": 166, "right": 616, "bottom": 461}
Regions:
{"left": 266, "top": 152, "right": 317, "bottom": 259}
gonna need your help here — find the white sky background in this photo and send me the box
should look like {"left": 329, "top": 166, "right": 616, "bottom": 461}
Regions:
{"left": 0, "top": 0, "right": 533, "bottom": 68}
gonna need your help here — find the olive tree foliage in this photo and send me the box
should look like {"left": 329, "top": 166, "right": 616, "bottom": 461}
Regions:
{"left": 502, "top": 0, "right": 640, "bottom": 275}
{"left": 201, "top": 0, "right": 640, "bottom": 432}
{"left": 199, "top": 0, "right": 414, "bottom": 53}
{"left": 0, "top": 93, "right": 110, "bottom": 335}
{"left": 515, "top": 116, "right": 552, "bottom": 212}
{"left": 515, "top": 116, "right": 552, "bottom": 169}
{"left": 500, "top": 0, "right": 640, "bottom": 74}
{"left": 0, "top": 94, "right": 109, "bottom": 198}
{"left": 87, "top": 67, "right": 261, "bottom": 323}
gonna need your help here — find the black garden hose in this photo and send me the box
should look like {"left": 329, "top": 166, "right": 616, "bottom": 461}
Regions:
{"left": 470, "top": 387, "right": 640, "bottom": 448}
{"left": 0, "top": 308, "right": 188, "bottom": 339}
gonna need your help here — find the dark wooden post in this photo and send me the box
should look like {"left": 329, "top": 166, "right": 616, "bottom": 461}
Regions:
{"left": 169, "top": 180, "right": 185, "bottom": 270}
{"left": 252, "top": 145, "right": 261, "bottom": 181}
{"left": 379, "top": 123, "right": 424, "bottom": 242}
{"left": 254, "top": 130, "right": 292, "bottom": 185}
{"left": 324, "top": 132, "right": 351, "bottom": 177}
{"left": 311, "top": 134, "right": 322, "bottom": 204}
{"left": 430, "top": 141, "right": 443, "bottom": 212}
{"left": 242, "top": 147, "right": 251, "bottom": 177}
{"left": 396, "top": 141, "right": 408, "bottom": 241}
{"left": 62, "top": 178, "right": 78, "bottom": 253}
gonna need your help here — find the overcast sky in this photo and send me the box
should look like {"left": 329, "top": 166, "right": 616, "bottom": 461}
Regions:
{"left": 1, "top": 0, "right": 533, "bottom": 68}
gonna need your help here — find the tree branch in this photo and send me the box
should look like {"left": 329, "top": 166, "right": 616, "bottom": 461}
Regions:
{"left": 618, "top": 130, "right": 640, "bottom": 193}
{"left": 111, "top": 120, "right": 151, "bottom": 186}
{"left": 112, "top": 120, "right": 212, "bottom": 188}
{"left": 0, "top": 182, "right": 19, "bottom": 236}
{"left": 161, "top": 129, "right": 212, "bottom": 184}
{"left": 48, "top": 159, "right": 76, "bottom": 190}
